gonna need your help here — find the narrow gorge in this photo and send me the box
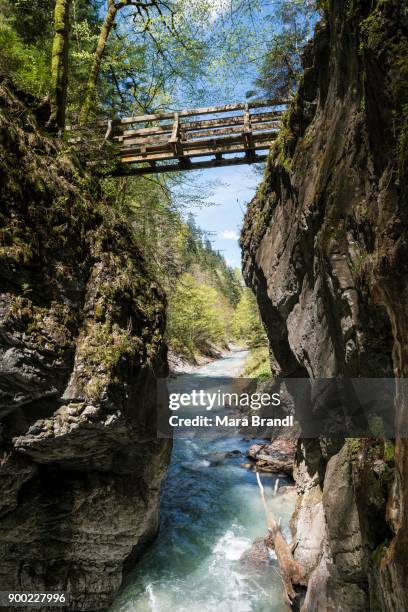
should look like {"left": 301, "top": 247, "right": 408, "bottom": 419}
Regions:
{"left": 0, "top": 0, "right": 407, "bottom": 611}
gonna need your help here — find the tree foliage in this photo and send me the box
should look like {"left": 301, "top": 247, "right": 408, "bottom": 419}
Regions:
{"left": 102, "top": 172, "right": 245, "bottom": 358}
{"left": 166, "top": 273, "right": 233, "bottom": 358}
{"left": 0, "top": 0, "right": 321, "bottom": 121}
{"left": 232, "top": 288, "right": 266, "bottom": 348}
{"left": 251, "top": 0, "right": 319, "bottom": 98}
{"left": 0, "top": 7, "right": 51, "bottom": 96}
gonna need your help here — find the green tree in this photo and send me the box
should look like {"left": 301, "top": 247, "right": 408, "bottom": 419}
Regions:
{"left": 166, "top": 273, "right": 232, "bottom": 358}
{"left": 0, "top": 2, "right": 52, "bottom": 96}
{"left": 252, "top": 0, "right": 319, "bottom": 98}
{"left": 232, "top": 288, "right": 266, "bottom": 348}
{"left": 78, "top": 0, "right": 211, "bottom": 123}
{"left": 48, "top": 0, "right": 72, "bottom": 129}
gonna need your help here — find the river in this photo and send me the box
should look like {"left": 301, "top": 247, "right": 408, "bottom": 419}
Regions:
{"left": 110, "top": 349, "right": 296, "bottom": 612}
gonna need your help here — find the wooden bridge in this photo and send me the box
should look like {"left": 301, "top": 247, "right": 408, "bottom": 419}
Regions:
{"left": 99, "top": 98, "right": 287, "bottom": 175}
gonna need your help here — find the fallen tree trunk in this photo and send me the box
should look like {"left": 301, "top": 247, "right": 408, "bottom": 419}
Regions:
{"left": 256, "top": 471, "right": 306, "bottom": 606}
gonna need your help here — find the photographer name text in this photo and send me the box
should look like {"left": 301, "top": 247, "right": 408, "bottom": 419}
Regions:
{"left": 168, "top": 415, "right": 294, "bottom": 428}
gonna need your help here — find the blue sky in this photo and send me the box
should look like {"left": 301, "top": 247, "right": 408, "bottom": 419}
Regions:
{"left": 189, "top": 164, "right": 262, "bottom": 268}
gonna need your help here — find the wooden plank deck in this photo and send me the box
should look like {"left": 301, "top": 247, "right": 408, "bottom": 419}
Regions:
{"left": 68, "top": 99, "right": 287, "bottom": 175}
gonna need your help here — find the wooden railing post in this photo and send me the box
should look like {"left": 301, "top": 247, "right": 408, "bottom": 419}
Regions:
{"left": 243, "top": 103, "right": 255, "bottom": 161}
{"left": 169, "top": 112, "right": 183, "bottom": 157}
{"left": 100, "top": 119, "right": 113, "bottom": 150}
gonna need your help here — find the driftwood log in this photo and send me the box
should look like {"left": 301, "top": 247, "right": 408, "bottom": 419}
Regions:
{"left": 255, "top": 471, "right": 306, "bottom": 606}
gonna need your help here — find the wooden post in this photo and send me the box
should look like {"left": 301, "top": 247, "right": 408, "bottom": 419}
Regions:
{"left": 100, "top": 119, "right": 113, "bottom": 149}
{"left": 169, "top": 112, "right": 183, "bottom": 157}
{"left": 243, "top": 103, "right": 255, "bottom": 162}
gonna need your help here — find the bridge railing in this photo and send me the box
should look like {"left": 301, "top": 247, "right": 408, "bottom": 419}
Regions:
{"left": 112, "top": 98, "right": 287, "bottom": 174}
{"left": 66, "top": 98, "right": 288, "bottom": 175}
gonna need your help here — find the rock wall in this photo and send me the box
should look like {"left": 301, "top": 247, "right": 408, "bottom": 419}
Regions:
{"left": 241, "top": 1, "right": 407, "bottom": 609}
{"left": 0, "top": 82, "right": 171, "bottom": 610}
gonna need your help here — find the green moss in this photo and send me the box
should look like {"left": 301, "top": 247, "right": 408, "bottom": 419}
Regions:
{"left": 372, "top": 539, "right": 390, "bottom": 565}
{"left": 244, "top": 345, "right": 273, "bottom": 380}
{"left": 346, "top": 437, "right": 363, "bottom": 462}
{"left": 79, "top": 321, "right": 142, "bottom": 369}
{"left": 359, "top": 1, "right": 408, "bottom": 191}
{"left": 369, "top": 416, "right": 386, "bottom": 437}
{"left": 6, "top": 295, "right": 73, "bottom": 351}
{"left": 316, "top": 0, "right": 330, "bottom": 16}
{"left": 346, "top": 0, "right": 357, "bottom": 21}
{"left": 78, "top": 321, "right": 144, "bottom": 398}
{"left": 384, "top": 440, "right": 395, "bottom": 466}
{"left": 94, "top": 300, "right": 105, "bottom": 321}
{"left": 0, "top": 82, "right": 167, "bottom": 406}
{"left": 349, "top": 251, "right": 372, "bottom": 279}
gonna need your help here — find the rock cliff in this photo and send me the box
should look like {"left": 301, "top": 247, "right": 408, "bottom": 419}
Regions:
{"left": 0, "top": 81, "right": 171, "bottom": 610}
{"left": 241, "top": 0, "right": 407, "bottom": 609}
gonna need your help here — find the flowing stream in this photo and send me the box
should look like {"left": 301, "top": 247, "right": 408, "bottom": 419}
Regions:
{"left": 111, "top": 350, "right": 296, "bottom": 612}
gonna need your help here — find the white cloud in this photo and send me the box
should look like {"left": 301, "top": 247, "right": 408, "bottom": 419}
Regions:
{"left": 219, "top": 229, "right": 239, "bottom": 240}
{"left": 226, "top": 258, "right": 237, "bottom": 266}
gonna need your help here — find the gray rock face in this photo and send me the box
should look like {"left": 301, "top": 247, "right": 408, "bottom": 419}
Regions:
{"left": 247, "top": 436, "right": 296, "bottom": 475}
{"left": 322, "top": 446, "right": 365, "bottom": 583}
{"left": 241, "top": 1, "right": 408, "bottom": 609}
{"left": 0, "top": 83, "right": 171, "bottom": 610}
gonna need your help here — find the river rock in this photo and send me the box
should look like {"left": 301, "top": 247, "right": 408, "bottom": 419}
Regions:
{"left": 239, "top": 535, "right": 274, "bottom": 568}
{"left": 247, "top": 437, "right": 296, "bottom": 475}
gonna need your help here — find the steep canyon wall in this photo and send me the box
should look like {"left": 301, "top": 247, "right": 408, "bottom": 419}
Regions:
{"left": 241, "top": 1, "right": 408, "bottom": 609}
{"left": 0, "top": 82, "right": 171, "bottom": 610}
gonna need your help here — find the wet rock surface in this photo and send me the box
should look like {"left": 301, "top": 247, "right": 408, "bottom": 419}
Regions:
{"left": 239, "top": 535, "right": 275, "bottom": 568}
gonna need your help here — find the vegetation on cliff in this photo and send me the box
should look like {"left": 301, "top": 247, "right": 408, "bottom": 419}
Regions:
{"left": 0, "top": 76, "right": 172, "bottom": 609}
{"left": 2, "top": 0, "right": 306, "bottom": 365}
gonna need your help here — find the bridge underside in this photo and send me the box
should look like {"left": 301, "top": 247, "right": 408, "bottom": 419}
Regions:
{"left": 116, "top": 151, "right": 270, "bottom": 176}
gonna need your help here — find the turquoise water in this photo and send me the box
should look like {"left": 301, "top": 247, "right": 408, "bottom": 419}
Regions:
{"left": 110, "top": 350, "right": 296, "bottom": 612}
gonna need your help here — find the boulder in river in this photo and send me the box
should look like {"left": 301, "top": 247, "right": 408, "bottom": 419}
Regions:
{"left": 240, "top": 534, "right": 275, "bottom": 568}
{"left": 247, "top": 437, "right": 296, "bottom": 476}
